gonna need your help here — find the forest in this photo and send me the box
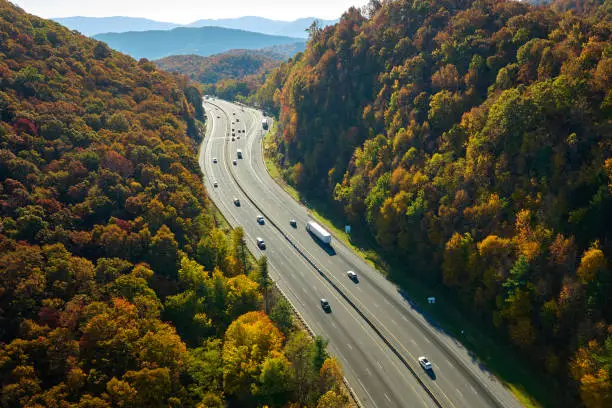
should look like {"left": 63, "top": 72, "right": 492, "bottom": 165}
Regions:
{"left": 156, "top": 50, "right": 285, "bottom": 102}
{"left": 0, "top": 1, "right": 348, "bottom": 407}
{"left": 256, "top": 0, "right": 611, "bottom": 406}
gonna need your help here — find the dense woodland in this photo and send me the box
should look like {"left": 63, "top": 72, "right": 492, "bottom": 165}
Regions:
{"left": 0, "top": 1, "right": 348, "bottom": 407}
{"left": 156, "top": 50, "right": 284, "bottom": 102}
{"left": 257, "top": 0, "right": 611, "bottom": 406}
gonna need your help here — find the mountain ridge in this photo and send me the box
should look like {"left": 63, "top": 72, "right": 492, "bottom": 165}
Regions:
{"left": 53, "top": 15, "right": 338, "bottom": 38}
{"left": 94, "top": 26, "right": 305, "bottom": 60}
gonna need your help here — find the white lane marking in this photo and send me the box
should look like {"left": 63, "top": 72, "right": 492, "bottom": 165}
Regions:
{"left": 456, "top": 388, "right": 464, "bottom": 399}
{"left": 410, "top": 338, "right": 418, "bottom": 347}
{"left": 470, "top": 384, "right": 478, "bottom": 394}
{"left": 383, "top": 298, "right": 391, "bottom": 306}
{"left": 373, "top": 302, "right": 380, "bottom": 308}
{"left": 331, "top": 321, "right": 337, "bottom": 328}
{"left": 423, "top": 337, "right": 432, "bottom": 344}
{"left": 346, "top": 343, "right": 353, "bottom": 350}
{"left": 356, "top": 378, "right": 378, "bottom": 408}
{"left": 401, "top": 315, "right": 409, "bottom": 321}
{"left": 447, "top": 361, "right": 455, "bottom": 369}
{"left": 376, "top": 361, "right": 383, "bottom": 370}
{"left": 365, "top": 367, "right": 371, "bottom": 376}
{"left": 391, "top": 319, "right": 397, "bottom": 326}
{"left": 384, "top": 393, "right": 391, "bottom": 402}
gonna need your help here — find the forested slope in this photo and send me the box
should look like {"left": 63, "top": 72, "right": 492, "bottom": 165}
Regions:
{"left": 0, "top": 1, "right": 347, "bottom": 407}
{"left": 156, "top": 50, "right": 283, "bottom": 101}
{"left": 258, "top": 0, "right": 611, "bottom": 405}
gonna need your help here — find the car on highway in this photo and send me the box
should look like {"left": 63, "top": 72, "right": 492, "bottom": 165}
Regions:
{"left": 236, "top": 118, "right": 240, "bottom": 122}
{"left": 257, "top": 215, "right": 265, "bottom": 224}
{"left": 256, "top": 237, "right": 266, "bottom": 249}
{"left": 233, "top": 197, "right": 240, "bottom": 206}
{"left": 233, "top": 159, "right": 237, "bottom": 165}
{"left": 232, "top": 137, "right": 235, "bottom": 141}
{"left": 418, "top": 356, "right": 432, "bottom": 371}
{"left": 232, "top": 112, "right": 236, "bottom": 115}
{"left": 320, "top": 299, "right": 331, "bottom": 313}
{"left": 237, "top": 136, "right": 240, "bottom": 139}
{"left": 212, "top": 158, "right": 218, "bottom": 163}
{"left": 289, "top": 219, "right": 297, "bottom": 227}
{"left": 347, "top": 270, "right": 358, "bottom": 281}
{"left": 213, "top": 181, "right": 218, "bottom": 187}
{"left": 217, "top": 115, "right": 220, "bottom": 118}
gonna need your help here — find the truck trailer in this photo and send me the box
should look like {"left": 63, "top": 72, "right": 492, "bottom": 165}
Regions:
{"left": 306, "top": 221, "right": 332, "bottom": 244}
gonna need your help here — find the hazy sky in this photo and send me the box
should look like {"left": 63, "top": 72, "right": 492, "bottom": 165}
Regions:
{"left": 12, "top": 0, "right": 369, "bottom": 23}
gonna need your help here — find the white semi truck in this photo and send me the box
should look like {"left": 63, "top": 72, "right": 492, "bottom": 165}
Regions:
{"left": 306, "top": 221, "right": 332, "bottom": 244}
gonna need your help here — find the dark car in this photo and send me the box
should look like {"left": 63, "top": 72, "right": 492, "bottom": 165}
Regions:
{"left": 290, "top": 219, "right": 297, "bottom": 227}
{"left": 256, "top": 237, "right": 266, "bottom": 249}
{"left": 320, "top": 299, "right": 331, "bottom": 313}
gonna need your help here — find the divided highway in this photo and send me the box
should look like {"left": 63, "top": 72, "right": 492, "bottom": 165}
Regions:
{"left": 200, "top": 98, "right": 523, "bottom": 408}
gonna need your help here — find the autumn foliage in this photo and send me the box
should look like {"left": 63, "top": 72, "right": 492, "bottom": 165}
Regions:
{"left": 259, "top": 0, "right": 611, "bottom": 405}
{"left": 0, "top": 2, "right": 346, "bottom": 407}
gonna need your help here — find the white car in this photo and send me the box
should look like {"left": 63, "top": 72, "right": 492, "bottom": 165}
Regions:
{"left": 347, "top": 270, "right": 358, "bottom": 281}
{"left": 213, "top": 181, "right": 218, "bottom": 187}
{"left": 418, "top": 356, "right": 432, "bottom": 371}
{"left": 257, "top": 215, "right": 265, "bottom": 224}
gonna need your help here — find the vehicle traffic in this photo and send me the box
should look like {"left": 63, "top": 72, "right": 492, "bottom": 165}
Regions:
{"left": 347, "top": 270, "right": 358, "bottom": 281}
{"left": 262, "top": 118, "right": 269, "bottom": 130}
{"left": 257, "top": 215, "right": 264, "bottom": 224}
{"left": 306, "top": 221, "right": 332, "bottom": 244}
{"left": 237, "top": 149, "right": 243, "bottom": 159}
{"left": 320, "top": 299, "right": 331, "bottom": 312}
{"left": 418, "top": 357, "right": 432, "bottom": 371}
{"left": 212, "top": 157, "right": 217, "bottom": 163}
{"left": 256, "top": 237, "right": 266, "bottom": 249}
{"left": 233, "top": 198, "right": 240, "bottom": 206}
{"left": 289, "top": 219, "right": 297, "bottom": 227}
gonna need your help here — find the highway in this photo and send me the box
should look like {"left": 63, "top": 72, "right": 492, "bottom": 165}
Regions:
{"left": 199, "top": 98, "right": 524, "bottom": 408}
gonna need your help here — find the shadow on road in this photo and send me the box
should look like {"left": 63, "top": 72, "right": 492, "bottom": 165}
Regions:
{"left": 307, "top": 231, "right": 337, "bottom": 255}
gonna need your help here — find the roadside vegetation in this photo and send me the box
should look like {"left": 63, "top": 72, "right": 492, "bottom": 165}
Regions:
{"left": 0, "top": 2, "right": 349, "bottom": 407}
{"left": 257, "top": 0, "right": 612, "bottom": 406}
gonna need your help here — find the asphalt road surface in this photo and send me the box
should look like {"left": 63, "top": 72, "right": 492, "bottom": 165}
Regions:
{"left": 199, "top": 98, "right": 524, "bottom": 408}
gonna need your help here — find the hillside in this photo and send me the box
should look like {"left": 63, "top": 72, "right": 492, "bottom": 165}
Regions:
{"left": 258, "top": 0, "right": 611, "bottom": 406}
{"left": 94, "top": 26, "right": 305, "bottom": 60}
{"left": 0, "top": 1, "right": 347, "bottom": 407}
{"left": 52, "top": 16, "right": 180, "bottom": 36}
{"left": 156, "top": 49, "right": 285, "bottom": 101}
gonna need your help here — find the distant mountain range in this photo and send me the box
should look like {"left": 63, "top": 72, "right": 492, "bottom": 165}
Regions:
{"left": 185, "top": 16, "right": 338, "bottom": 38}
{"left": 53, "top": 16, "right": 338, "bottom": 38}
{"left": 53, "top": 16, "right": 180, "bottom": 36}
{"left": 93, "top": 26, "right": 305, "bottom": 60}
